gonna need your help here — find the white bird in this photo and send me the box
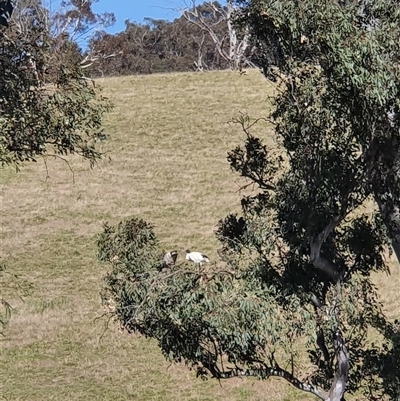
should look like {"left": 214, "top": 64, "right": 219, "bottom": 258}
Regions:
{"left": 163, "top": 250, "right": 178, "bottom": 268}
{"left": 185, "top": 249, "right": 210, "bottom": 266}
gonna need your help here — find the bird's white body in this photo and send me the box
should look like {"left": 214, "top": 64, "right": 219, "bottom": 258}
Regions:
{"left": 185, "top": 250, "right": 210, "bottom": 265}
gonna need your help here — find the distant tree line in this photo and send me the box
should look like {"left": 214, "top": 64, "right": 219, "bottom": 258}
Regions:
{"left": 85, "top": 1, "right": 253, "bottom": 77}
{"left": 2, "top": 1, "right": 256, "bottom": 79}
{"left": 85, "top": 16, "right": 228, "bottom": 77}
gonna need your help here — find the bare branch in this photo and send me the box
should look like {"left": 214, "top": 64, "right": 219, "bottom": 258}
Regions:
{"left": 42, "top": 154, "right": 75, "bottom": 183}
{"left": 192, "top": 32, "right": 206, "bottom": 71}
{"left": 80, "top": 51, "right": 122, "bottom": 69}
{"left": 205, "top": 364, "right": 329, "bottom": 400}
{"left": 179, "top": 0, "right": 251, "bottom": 69}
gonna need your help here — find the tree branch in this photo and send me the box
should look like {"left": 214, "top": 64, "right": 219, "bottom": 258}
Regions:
{"left": 327, "top": 331, "right": 349, "bottom": 401}
{"left": 179, "top": 0, "right": 250, "bottom": 69}
{"left": 316, "top": 327, "right": 334, "bottom": 379}
{"left": 309, "top": 215, "right": 343, "bottom": 282}
{"left": 206, "top": 364, "right": 329, "bottom": 400}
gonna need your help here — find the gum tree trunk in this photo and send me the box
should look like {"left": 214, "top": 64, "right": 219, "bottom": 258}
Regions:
{"left": 325, "top": 332, "right": 349, "bottom": 401}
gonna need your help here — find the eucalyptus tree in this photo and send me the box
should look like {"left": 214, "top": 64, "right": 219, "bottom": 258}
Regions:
{"left": 0, "top": 0, "right": 113, "bottom": 168}
{"left": 181, "top": 1, "right": 253, "bottom": 70}
{"left": 0, "top": 0, "right": 112, "bottom": 332}
{"left": 98, "top": 1, "right": 400, "bottom": 400}
{"left": 234, "top": 0, "right": 400, "bottom": 262}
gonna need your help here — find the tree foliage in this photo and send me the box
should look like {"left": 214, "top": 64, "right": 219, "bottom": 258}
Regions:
{"left": 0, "top": 0, "right": 113, "bottom": 333}
{"left": 233, "top": 0, "right": 400, "bottom": 262}
{"left": 0, "top": 0, "right": 113, "bottom": 168}
{"left": 86, "top": 2, "right": 255, "bottom": 77}
{"left": 98, "top": 1, "right": 400, "bottom": 400}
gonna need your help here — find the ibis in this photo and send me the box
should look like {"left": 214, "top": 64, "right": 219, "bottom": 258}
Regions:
{"left": 185, "top": 249, "right": 210, "bottom": 266}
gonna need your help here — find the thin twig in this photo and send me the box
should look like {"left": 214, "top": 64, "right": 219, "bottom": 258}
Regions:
{"left": 42, "top": 154, "right": 75, "bottom": 183}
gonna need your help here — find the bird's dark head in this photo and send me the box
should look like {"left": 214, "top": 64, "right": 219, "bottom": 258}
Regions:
{"left": 185, "top": 249, "right": 191, "bottom": 254}
{"left": 171, "top": 250, "right": 178, "bottom": 256}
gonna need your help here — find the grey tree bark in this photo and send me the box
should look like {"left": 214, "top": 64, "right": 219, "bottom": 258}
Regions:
{"left": 181, "top": 0, "right": 253, "bottom": 70}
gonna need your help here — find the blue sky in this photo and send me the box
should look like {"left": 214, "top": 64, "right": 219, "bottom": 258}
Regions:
{"left": 92, "top": 0, "right": 182, "bottom": 34}
{"left": 50, "top": 1, "right": 227, "bottom": 36}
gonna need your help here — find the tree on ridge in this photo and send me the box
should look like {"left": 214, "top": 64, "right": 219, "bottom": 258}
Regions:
{"left": 98, "top": 1, "right": 400, "bottom": 400}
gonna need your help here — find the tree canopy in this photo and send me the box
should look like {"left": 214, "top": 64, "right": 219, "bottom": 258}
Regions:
{"left": 86, "top": 1, "right": 254, "bottom": 76}
{"left": 98, "top": 1, "right": 400, "bottom": 400}
{"left": 0, "top": 0, "right": 113, "bottom": 168}
{"left": 2, "top": 1, "right": 254, "bottom": 78}
{"left": 0, "top": 0, "right": 113, "bottom": 331}
{"left": 233, "top": 0, "right": 400, "bottom": 262}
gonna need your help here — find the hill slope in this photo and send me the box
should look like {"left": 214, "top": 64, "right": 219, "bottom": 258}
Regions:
{"left": 1, "top": 70, "right": 398, "bottom": 401}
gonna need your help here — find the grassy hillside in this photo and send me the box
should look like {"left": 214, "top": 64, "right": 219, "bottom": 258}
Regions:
{"left": 1, "top": 70, "right": 398, "bottom": 401}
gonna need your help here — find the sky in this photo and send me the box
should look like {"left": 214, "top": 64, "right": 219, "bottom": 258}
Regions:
{"left": 91, "top": 0, "right": 183, "bottom": 34}
{"left": 49, "top": 0, "right": 226, "bottom": 46}
{"left": 48, "top": 0, "right": 229, "bottom": 36}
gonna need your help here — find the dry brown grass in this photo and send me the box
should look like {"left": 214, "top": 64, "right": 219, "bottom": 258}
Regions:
{"left": 0, "top": 69, "right": 398, "bottom": 401}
